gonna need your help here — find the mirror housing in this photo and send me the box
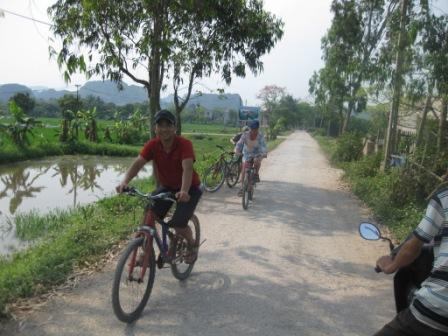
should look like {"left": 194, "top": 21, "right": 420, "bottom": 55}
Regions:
{"left": 359, "top": 222, "right": 381, "bottom": 240}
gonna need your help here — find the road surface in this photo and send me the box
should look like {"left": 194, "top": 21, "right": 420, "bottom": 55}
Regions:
{"left": 0, "top": 131, "right": 395, "bottom": 335}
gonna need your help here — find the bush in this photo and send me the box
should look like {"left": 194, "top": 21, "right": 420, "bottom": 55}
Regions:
{"left": 312, "top": 128, "right": 326, "bottom": 137}
{"left": 331, "top": 132, "right": 363, "bottom": 163}
{"left": 344, "top": 151, "right": 382, "bottom": 178}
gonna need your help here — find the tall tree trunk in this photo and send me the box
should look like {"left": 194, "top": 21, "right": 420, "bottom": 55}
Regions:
{"left": 149, "top": 1, "right": 164, "bottom": 139}
{"left": 381, "top": 0, "right": 408, "bottom": 171}
{"left": 342, "top": 100, "right": 355, "bottom": 134}
{"left": 175, "top": 108, "right": 182, "bottom": 136}
{"left": 416, "top": 80, "right": 434, "bottom": 147}
{"left": 338, "top": 107, "right": 344, "bottom": 136}
{"left": 437, "top": 96, "right": 447, "bottom": 154}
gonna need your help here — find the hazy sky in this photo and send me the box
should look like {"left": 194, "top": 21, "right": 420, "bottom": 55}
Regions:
{"left": 1, "top": 1, "right": 446, "bottom": 105}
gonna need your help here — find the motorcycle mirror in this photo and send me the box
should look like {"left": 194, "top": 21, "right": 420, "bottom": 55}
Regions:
{"left": 359, "top": 222, "right": 381, "bottom": 240}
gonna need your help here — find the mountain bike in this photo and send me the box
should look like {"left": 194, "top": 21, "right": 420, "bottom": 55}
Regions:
{"left": 242, "top": 157, "right": 257, "bottom": 210}
{"left": 202, "top": 144, "right": 241, "bottom": 192}
{"left": 112, "top": 186, "right": 201, "bottom": 323}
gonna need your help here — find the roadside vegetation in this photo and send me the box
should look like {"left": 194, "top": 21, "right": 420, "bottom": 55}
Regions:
{"left": 313, "top": 130, "right": 446, "bottom": 241}
{"left": 0, "top": 107, "right": 284, "bottom": 317}
{"left": 307, "top": 2, "right": 447, "bottom": 241}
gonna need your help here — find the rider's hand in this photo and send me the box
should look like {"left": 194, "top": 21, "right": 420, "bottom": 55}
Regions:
{"left": 376, "top": 255, "right": 395, "bottom": 274}
{"left": 176, "top": 190, "right": 190, "bottom": 202}
{"left": 116, "top": 182, "right": 128, "bottom": 194}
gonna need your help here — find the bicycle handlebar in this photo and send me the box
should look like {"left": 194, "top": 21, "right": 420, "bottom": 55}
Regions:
{"left": 216, "top": 144, "right": 235, "bottom": 156}
{"left": 122, "top": 186, "right": 177, "bottom": 203}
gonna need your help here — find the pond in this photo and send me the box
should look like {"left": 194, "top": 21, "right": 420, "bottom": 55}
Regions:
{"left": 0, "top": 155, "right": 152, "bottom": 255}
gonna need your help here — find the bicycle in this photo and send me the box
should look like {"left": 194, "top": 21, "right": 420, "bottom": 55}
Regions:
{"left": 111, "top": 186, "right": 201, "bottom": 323}
{"left": 202, "top": 144, "right": 241, "bottom": 192}
{"left": 242, "top": 157, "right": 257, "bottom": 210}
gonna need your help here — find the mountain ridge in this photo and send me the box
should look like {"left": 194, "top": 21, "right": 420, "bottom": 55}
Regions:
{"left": 0, "top": 81, "right": 243, "bottom": 111}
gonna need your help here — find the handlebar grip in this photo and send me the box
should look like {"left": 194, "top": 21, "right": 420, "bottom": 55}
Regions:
{"left": 122, "top": 186, "right": 135, "bottom": 193}
{"left": 374, "top": 265, "right": 382, "bottom": 273}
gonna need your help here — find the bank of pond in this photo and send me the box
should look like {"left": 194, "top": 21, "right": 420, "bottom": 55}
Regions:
{"left": 0, "top": 130, "right": 284, "bottom": 318}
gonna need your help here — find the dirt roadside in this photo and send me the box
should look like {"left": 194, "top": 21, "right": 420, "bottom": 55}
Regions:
{"left": 0, "top": 130, "right": 395, "bottom": 336}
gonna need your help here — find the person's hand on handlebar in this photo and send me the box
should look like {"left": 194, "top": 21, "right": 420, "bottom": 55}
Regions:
{"left": 376, "top": 255, "right": 395, "bottom": 274}
{"left": 116, "top": 182, "right": 129, "bottom": 194}
{"left": 176, "top": 190, "right": 190, "bottom": 202}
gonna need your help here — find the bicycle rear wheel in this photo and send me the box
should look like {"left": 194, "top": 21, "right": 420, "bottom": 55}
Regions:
{"left": 112, "top": 237, "right": 156, "bottom": 323}
{"left": 203, "top": 163, "right": 225, "bottom": 192}
{"left": 171, "top": 214, "right": 201, "bottom": 280}
{"left": 226, "top": 160, "right": 241, "bottom": 188}
{"left": 242, "top": 177, "right": 250, "bottom": 210}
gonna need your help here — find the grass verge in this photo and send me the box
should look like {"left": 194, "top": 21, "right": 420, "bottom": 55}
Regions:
{"left": 0, "top": 179, "right": 154, "bottom": 318}
{"left": 0, "top": 130, "right": 286, "bottom": 318}
{"left": 312, "top": 133, "right": 425, "bottom": 241}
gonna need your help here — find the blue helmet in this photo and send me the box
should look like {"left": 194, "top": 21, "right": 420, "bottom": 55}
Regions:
{"left": 249, "top": 120, "right": 260, "bottom": 129}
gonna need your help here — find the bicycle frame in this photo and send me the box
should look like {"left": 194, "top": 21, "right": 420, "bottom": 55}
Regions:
{"left": 130, "top": 207, "right": 172, "bottom": 281}
{"left": 244, "top": 159, "right": 256, "bottom": 189}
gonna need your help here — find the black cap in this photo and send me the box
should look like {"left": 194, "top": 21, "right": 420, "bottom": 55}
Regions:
{"left": 154, "top": 109, "right": 176, "bottom": 125}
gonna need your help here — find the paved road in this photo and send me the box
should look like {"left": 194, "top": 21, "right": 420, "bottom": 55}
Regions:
{"left": 1, "top": 131, "right": 394, "bottom": 335}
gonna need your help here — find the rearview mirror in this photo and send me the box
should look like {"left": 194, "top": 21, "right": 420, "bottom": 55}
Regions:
{"left": 359, "top": 222, "right": 381, "bottom": 240}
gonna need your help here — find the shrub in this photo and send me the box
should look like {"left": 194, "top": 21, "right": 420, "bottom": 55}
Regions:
{"left": 331, "top": 132, "right": 363, "bottom": 163}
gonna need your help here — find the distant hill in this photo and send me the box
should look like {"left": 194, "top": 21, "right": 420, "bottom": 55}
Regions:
{"left": 0, "top": 84, "right": 32, "bottom": 102}
{"left": 34, "top": 88, "right": 72, "bottom": 100}
{"left": 0, "top": 81, "right": 243, "bottom": 111}
{"left": 79, "top": 81, "right": 147, "bottom": 105}
{"left": 185, "top": 93, "right": 242, "bottom": 111}
{"left": 161, "top": 93, "right": 242, "bottom": 111}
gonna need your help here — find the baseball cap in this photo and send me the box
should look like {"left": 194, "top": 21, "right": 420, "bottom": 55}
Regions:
{"left": 154, "top": 109, "right": 176, "bottom": 125}
{"left": 249, "top": 120, "right": 260, "bottom": 129}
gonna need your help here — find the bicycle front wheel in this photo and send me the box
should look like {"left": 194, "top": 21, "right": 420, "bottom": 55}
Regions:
{"left": 203, "top": 163, "right": 225, "bottom": 192}
{"left": 226, "top": 160, "right": 241, "bottom": 188}
{"left": 112, "top": 237, "right": 156, "bottom": 323}
{"left": 171, "top": 214, "right": 201, "bottom": 280}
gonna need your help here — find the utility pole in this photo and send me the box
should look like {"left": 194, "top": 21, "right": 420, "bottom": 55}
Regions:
{"left": 381, "top": 0, "right": 409, "bottom": 172}
{"left": 75, "top": 84, "right": 81, "bottom": 112}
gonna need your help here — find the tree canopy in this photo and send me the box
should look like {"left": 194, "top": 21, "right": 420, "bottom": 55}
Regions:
{"left": 49, "top": 0, "right": 284, "bottom": 136}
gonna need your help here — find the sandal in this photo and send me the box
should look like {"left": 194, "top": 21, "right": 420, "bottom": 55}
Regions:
{"left": 184, "top": 244, "right": 198, "bottom": 264}
{"left": 237, "top": 189, "right": 244, "bottom": 197}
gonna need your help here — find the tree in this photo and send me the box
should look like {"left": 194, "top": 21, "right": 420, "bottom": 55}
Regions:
{"left": 57, "top": 94, "right": 80, "bottom": 142}
{"left": 257, "top": 85, "right": 286, "bottom": 127}
{"left": 315, "top": 0, "right": 399, "bottom": 134}
{"left": 0, "top": 101, "right": 41, "bottom": 147}
{"left": 49, "top": 0, "right": 284, "bottom": 137}
{"left": 420, "top": 13, "right": 448, "bottom": 154}
{"left": 9, "top": 92, "right": 35, "bottom": 116}
{"left": 170, "top": 1, "right": 284, "bottom": 134}
{"left": 78, "top": 107, "right": 98, "bottom": 142}
{"left": 382, "top": 0, "right": 409, "bottom": 171}
{"left": 309, "top": 66, "right": 346, "bottom": 135}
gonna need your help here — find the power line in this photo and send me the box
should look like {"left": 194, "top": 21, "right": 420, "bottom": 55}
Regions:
{"left": 28, "top": 0, "right": 49, "bottom": 41}
{"left": 0, "top": 7, "right": 52, "bottom": 26}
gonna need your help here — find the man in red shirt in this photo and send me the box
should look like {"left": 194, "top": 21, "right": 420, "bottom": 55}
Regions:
{"left": 116, "top": 109, "right": 202, "bottom": 263}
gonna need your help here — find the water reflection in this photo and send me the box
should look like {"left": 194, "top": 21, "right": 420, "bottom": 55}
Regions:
{"left": 0, "top": 155, "right": 152, "bottom": 255}
{"left": 0, "top": 166, "right": 48, "bottom": 214}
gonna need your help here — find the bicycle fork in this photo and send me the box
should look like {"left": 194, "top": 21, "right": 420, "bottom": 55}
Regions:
{"left": 128, "top": 227, "right": 154, "bottom": 282}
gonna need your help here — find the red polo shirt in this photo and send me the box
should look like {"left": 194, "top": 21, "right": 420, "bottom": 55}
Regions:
{"left": 139, "top": 136, "right": 200, "bottom": 190}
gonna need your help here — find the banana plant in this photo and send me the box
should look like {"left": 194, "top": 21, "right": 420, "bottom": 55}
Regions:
{"left": 0, "top": 101, "right": 41, "bottom": 147}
